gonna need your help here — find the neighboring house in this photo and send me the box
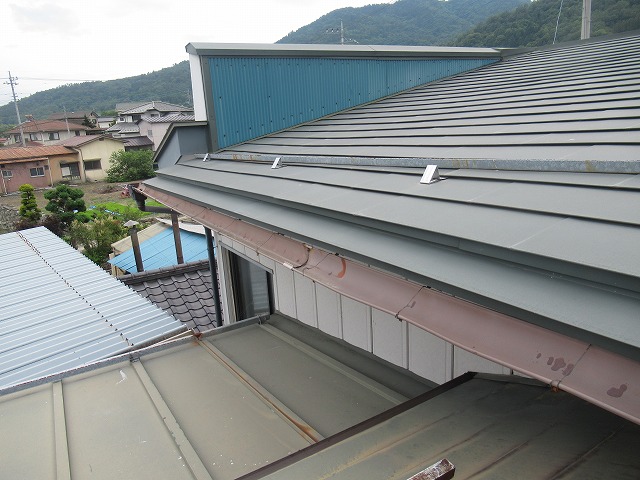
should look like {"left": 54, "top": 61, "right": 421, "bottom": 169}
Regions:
{"left": 56, "top": 134, "right": 126, "bottom": 181}
{"left": 0, "top": 145, "right": 80, "bottom": 193}
{"left": 116, "top": 101, "right": 193, "bottom": 123}
{"left": 137, "top": 113, "right": 195, "bottom": 150}
{"left": 139, "top": 33, "right": 640, "bottom": 425}
{"left": 4, "top": 119, "right": 89, "bottom": 146}
{"left": 108, "top": 101, "right": 195, "bottom": 150}
{"left": 0, "top": 226, "right": 184, "bottom": 390}
{"left": 48, "top": 110, "right": 98, "bottom": 127}
{"left": 109, "top": 219, "right": 208, "bottom": 275}
{"left": 96, "top": 116, "right": 115, "bottom": 129}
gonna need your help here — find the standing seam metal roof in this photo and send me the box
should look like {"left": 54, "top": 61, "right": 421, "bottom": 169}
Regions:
{"left": 0, "top": 227, "right": 185, "bottom": 389}
{"left": 221, "top": 33, "right": 640, "bottom": 165}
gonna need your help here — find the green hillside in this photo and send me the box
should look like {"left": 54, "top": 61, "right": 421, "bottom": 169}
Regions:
{"left": 0, "top": 62, "right": 192, "bottom": 125}
{"left": 453, "top": 0, "right": 640, "bottom": 47}
{"left": 277, "top": 0, "right": 529, "bottom": 45}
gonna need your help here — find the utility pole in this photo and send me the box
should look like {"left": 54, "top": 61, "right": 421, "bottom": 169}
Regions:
{"left": 63, "top": 105, "right": 71, "bottom": 134}
{"left": 581, "top": 0, "right": 592, "bottom": 40}
{"left": 4, "top": 72, "right": 25, "bottom": 146}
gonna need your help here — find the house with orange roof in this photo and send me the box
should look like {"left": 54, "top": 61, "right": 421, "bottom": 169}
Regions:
{"left": 4, "top": 118, "right": 89, "bottom": 147}
{"left": 0, "top": 145, "right": 80, "bottom": 193}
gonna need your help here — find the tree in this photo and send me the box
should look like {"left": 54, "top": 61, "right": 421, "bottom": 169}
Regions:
{"left": 44, "top": 184, "right": 87, "bottom": 229}
{"left": 18, "top": 184, "right": 41, "bottom": 223}
{"left": 81, "top": 115, "right": 94, "bottom": 127}
{"left": 69, "top": 216, "right": 127, "bottom": 266}
{"left": 106, "top": 149, "right": 155, "bottom": 182}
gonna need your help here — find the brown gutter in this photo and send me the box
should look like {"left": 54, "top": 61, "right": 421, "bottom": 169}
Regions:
{"left": 137, "top": 184, "right": 640, "bottom": 425}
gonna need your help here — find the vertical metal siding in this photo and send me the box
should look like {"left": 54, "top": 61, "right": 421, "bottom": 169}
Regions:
{"left": 209, "top": 57, "right": 497, "bottom": 148}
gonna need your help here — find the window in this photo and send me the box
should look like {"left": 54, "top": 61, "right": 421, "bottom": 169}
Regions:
{"left": 84, "top": 160, "right": 102, "bottom": 170}
{"left": 228, "top": 251, "right": 273, "bottom": 320}
{"left": 147, "top": 129, "right": 153, "bottom": 137}
{"left": 14, "top": 134, "right": 21, "bottom": 143}
{"left": 1, "top": 170, "right": 12, "bottom": 178}
{"left": 29, "top": 133, "right": 41, "bottom": 141}
{"left": 48, "top": 132, "right": 60, "bottom": 140}
{"left": 74, "top": 131, "right": 80, "bottom": 136}
{"left": 30, "top": 167, "right": 45, "bottom": 177}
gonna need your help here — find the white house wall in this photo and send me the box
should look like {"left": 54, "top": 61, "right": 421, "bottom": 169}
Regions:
{"left": 216, "top": 235, "right": 510, "bottom": 386}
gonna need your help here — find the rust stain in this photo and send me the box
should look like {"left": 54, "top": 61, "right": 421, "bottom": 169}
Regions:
{"left": 607, "top": 384, "right": 628, "bottom": 398}
{"left": 562, "top": 363, "right": 574, "bottom": 376}
{"left": 547, "top": 356, "right": 554, "bottom": 366}
{"left": 536, "top": 353, "right": 542, "bottom": 359}
{"left": 336, "top": 258, "right": 347, "bottom": 279}
{"left": 551, "top": 357, "right": 567, "bottom": 372}
{"left": 409, "top": 300, "right": 416, "bottom": 308}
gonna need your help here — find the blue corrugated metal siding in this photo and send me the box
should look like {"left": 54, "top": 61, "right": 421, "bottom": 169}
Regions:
{"left": 209, "top": 57, "right": 497, "bottom": 148}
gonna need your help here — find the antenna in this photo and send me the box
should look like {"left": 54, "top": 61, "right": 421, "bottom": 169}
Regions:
{"left": 325, "top": 21, "right": 358, "bottom": 45}
{"left": 4, "top": 72, "right": 25, "bottom": 146}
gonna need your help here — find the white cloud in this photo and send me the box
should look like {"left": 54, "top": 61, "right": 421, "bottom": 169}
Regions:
{"left": 1, "top": 0, "right": 386, "bottom": 104}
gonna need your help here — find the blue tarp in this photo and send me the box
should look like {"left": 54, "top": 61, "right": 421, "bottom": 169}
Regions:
{"left": 109, "top": 228, "right": 209, "bottom": 273}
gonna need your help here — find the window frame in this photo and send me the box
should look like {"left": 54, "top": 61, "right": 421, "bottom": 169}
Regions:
{"left": 30, "top": 167, "right": 45, "bottom": 177}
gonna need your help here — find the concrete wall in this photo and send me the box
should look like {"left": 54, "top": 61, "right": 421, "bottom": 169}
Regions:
{"left": 216, "top": 234, "right": 512, "bottom": 386}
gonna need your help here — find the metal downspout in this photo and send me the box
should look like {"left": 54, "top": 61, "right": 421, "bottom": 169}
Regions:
{"left": 205, "top": 227, "right": 223, "bottom": 328}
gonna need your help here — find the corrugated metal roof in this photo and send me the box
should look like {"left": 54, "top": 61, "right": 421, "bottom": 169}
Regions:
{"left": 124, "top": 135, "right": 154, "bottom": 147}
{"left": 0, "top": 315, "right": 431, "bottom": 479}
{"left": 5, "top": 120, "right": 88, "bottom": 134}
{"left": 108, "top": 226, "right": 209, "bottom": 273}
{"left": 223, "top": 33, "right": 640, "bottom": 165}
{"left": 0, "top": 227, "right": 185, "bottom": 389}
{"left": 0, "top": 145, "right": 75, "bottom": 161}
{"left": 1, "top": 316, "right": 637, "bottom": 479}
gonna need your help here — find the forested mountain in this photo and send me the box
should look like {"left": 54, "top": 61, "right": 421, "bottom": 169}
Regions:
{"left": 277, "top": 0, "right": 529, "bottom": 45}
{"left": 0, "top": 62, "right": 191, "bottom": 125}
{"left": 2, "top": 0, "right": 638, "bottom": 127}
{"left": 453, "top": 0, "right": 640, "bottom": 47}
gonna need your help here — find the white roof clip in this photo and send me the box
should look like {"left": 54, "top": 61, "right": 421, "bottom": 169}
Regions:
{"left": 420, "top": 165, "right": 440, "bottom": 184}
{"left": 202, "top": 153, "right": 210, "bottom": 162}
{"left": 271, "top": 157, "right": 283, "bottom": 169}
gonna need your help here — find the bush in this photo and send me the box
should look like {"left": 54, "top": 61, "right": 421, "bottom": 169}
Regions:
{"left": 69, "top": 216, "right": 127, "bottom": 266}
{"left": 18, "top": 184, "right": 41, "bottom": 222}
{"left": 106, "top": 150, "right": 155, "bottom": 182}
{"left": 44, "top": 184, "right": 87, "bottom": 229}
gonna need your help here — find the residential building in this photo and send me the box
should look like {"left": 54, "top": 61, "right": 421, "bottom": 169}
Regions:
{"left": 4, "top": 119, "right": 89, "bottom": 146}
{"left": 107, "top": 101, "right": 195, "bottom": 151}
{"left": 0, "top": 145, "right": 79, "bottom": 193}
{"left": 56, "top": 134, "right": 126, "bottom": 181}
{"left": 48, "top": 110, "right": 98, "bottom": 127}
{"left": 1, "top": 33, "right": 639, "bottom": 479}
{"left": 141, "top": 33, "right": 640, "bottom": 423}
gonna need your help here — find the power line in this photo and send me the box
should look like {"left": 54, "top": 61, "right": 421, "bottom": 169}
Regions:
{"left": 0, "top": 76, "right": 98, "bottom": 82}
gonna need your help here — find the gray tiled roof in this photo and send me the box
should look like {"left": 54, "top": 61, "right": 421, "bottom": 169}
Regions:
{"left": 140, "top": 113, "right": 196, "bottom": 124}
{"left": 119, "top": 260, "right": 218, "bottom": 333}
{"left": 121, "top": 101, "right": 193, "bottom": 115}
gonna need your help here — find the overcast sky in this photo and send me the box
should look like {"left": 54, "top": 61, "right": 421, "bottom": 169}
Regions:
{"left": 1, "top": 0, "right": 391, "bottom": 108}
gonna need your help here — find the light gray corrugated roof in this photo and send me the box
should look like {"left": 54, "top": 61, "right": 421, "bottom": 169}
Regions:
{"left": 0, "top": 227, "right": 185, "bottom": 389}
{"left": 141, "top": 113, "right": 196, "bottom": 123}
{"left": 121, "top": 101, "right": 193, "bottom": 114}
{"left": 0, "top": 315, "right": 431, "bottom": 479}
{"left": 222, "top": 33, "right": 640, "bottom": 168}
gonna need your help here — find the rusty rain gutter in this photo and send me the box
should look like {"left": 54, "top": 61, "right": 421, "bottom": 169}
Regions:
{"left": 137, "top": 184, "right": 640, "bottom": 425}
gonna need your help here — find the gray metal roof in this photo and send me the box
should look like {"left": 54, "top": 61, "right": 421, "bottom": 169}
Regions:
{"left": 0, "top": 227, "right": 185, "bottom": 389}
{"left": 1, "top": 315, "right": 637, "bottom": 479}
{"left": 121, "top": 101, "right": 193, "bottom": 115}
{"left": 255, "top": 373, "right": 640, "bottom": 480}
{"left": 144, "top": 157, "right": 640, "bottom": 359}
{"left": 222, "top": 33, "right": 640, "bottom": 169}
{"left": 0, "top": 315, "right": 431, "bottom": 479}
{"left": 141, "top": 113, "right": 196, "bottom": 123}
